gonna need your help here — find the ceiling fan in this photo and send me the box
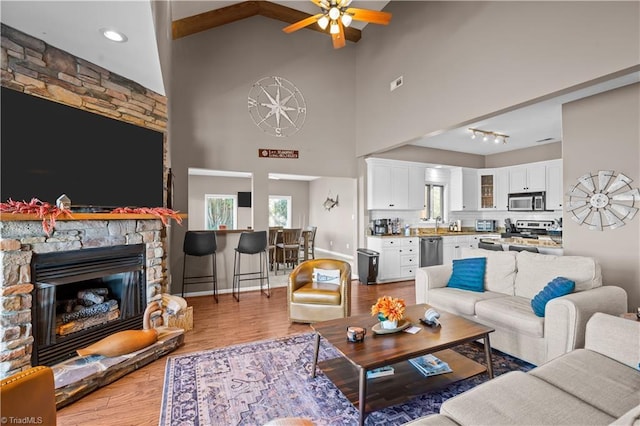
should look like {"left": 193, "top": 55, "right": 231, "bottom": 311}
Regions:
{"left": 283, "top": 0, "right": 392, "bottom": 49}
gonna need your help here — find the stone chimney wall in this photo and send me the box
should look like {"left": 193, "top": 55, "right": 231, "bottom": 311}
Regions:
{"left": 1, "top": 24, "right": 167, "bottom": 133}
{"left": 0, "top": 24, "right": 170, "bottom": 378}
{"left": 0, "top": 219, "right": 167, "bottom": 377}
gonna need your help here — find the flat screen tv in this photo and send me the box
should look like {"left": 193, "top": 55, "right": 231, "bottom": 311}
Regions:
{"left": 1, "top": 87, "right": 164, "bottom": 210}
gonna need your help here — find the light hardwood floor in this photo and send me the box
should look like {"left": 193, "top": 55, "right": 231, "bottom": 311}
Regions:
{"left": 56, "top": 280, "right": 416, "bottom": 425}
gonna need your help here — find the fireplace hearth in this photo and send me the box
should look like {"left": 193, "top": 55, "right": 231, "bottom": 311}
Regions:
{"left": 32, "top": 244, "right": 146, "bottom": 366}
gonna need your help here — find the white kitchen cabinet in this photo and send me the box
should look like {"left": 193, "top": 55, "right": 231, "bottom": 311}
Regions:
{"left": 450, "top": 168, "right": 478, "bottom": 211}
{"left": 478, "top": 169, "right": 509, "bottom": 210}
{"left": 367, "top": 237, "right": 418, "bottom": 282}
{"left": 545, "top": 159, "right": 563, "bottom": 210}
{"left": 366, "top": 159, "right": 425, "bottom": 210}
{"left": 442, "top": 235, "right": 474, "bottom": 264}
{"left": 509, "top": 163, "right": 546, "bottom": 192}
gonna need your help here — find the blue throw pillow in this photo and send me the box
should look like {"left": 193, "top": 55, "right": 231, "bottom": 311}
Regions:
{"left": 447, "top": 257, "right": 486, "bottom": 292}
{"left": 531, "top": 277, "right": 575, "bottom": 317}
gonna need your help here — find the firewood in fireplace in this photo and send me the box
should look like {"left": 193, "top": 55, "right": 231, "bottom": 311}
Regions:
{"left": 61, "top": 299, "right": 117, "bottom": 323}
{"left": 57, "top": 309, "right": 120, "bottom": 336}
{"left": 77, "top": 289, "right": 107, "bottom": 305}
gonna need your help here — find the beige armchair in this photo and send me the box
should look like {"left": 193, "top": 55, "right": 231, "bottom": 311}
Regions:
{"left": 288, "top": 259, "right": 351, "bottom": 323}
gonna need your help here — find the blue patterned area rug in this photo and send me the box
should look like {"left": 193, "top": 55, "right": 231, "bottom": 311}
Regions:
{"left": 159, "top": 332, "right": 533, "bottom": 426}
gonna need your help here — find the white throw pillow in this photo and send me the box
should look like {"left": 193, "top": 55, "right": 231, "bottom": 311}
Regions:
{"left": 461, "top": 247, "right": 517, "bottom": 295}
{"left": 514, "top": 251, "right": 602, "bottom": 300}
{"left": 313, "top": 268, "right": 341, "bottom": 284}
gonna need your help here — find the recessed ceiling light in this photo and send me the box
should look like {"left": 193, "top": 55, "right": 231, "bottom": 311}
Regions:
{"left": 100, "top": 28, "right": 128, "bottom": 43}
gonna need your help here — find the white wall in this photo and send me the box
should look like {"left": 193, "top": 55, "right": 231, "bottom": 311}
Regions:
{"left": 562, "top": 83, "right": 640, "bottom": 311}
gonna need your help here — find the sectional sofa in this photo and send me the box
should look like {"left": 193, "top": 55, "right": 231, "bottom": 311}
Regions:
{"left": 405, "top": 312, "right": 640, "bottom": 425}
{"left": 415, "top": 248, "right": 627, "bottom": 366}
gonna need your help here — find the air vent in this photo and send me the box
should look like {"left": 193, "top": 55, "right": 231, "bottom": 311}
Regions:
{"left": 535, "top": 137, "right": 556, "bottom": 143}
{"left": 390, "top": 76, "right": 403, "bottom": 91}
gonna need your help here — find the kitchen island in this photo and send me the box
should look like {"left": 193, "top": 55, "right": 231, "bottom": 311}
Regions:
{"left": 479, "top": 235, "right": 563, "bottom": 255}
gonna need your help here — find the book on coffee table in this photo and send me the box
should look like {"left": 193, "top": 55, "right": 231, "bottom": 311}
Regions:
{"left": 409, "top": 354, "right": 452, "bottom": 377}
{"left": 366, "top": 365, "right": 395, "bottom": 379}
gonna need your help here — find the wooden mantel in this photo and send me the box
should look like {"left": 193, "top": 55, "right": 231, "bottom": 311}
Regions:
{"left": 0, "top": 213, "right": 187, "bottom": 221}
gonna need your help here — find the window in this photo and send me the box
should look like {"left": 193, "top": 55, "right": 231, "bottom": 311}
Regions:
{"left": 269, "top": 195, "right": 291, "bottom": 227}
{"left": 422, "top": 184, "right": 444, "bottom": 220}
{"left": 205, "top": 194, "right": 237, "bottom": 230}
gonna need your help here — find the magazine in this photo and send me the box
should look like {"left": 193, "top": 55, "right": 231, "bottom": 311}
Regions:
{"left": 366, "top": 365, "right": 395, "bottom": 379}
{"left": 408, "top": 354, "right": 452, "bottom": 377}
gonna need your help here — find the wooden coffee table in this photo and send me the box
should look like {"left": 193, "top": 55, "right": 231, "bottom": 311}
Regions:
{"left": 310, "top": 303, "right": 494, "bottom": 425}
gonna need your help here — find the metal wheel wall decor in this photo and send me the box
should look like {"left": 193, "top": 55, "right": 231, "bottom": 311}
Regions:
{"left": 567, "top": 170, "right": 640, "bottom": 231}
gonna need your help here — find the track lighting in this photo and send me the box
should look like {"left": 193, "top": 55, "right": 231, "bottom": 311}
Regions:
{"left": 468, "top": 128, "right": 509, "bottom": 144}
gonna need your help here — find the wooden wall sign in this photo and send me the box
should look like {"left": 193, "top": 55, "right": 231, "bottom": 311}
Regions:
{"left": 258, "top": 149, "right": 299, "bottom": 159}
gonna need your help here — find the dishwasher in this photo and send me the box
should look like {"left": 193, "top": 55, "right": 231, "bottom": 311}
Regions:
{"left": 420, "top": 236, "right": 443, "bottom": 267}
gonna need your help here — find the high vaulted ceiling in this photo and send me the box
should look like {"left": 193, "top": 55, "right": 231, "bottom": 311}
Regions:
{"left": 1, "top": 1, "right": 638, "bottom": 157}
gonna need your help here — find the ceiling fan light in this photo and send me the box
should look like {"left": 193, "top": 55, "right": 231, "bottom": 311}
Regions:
{"left": 330, "top": 22, "right": 340, "bottom": 34}
{"left": 318, "top": 15, "right": 329, "bottom": 30}
{"left": 328, "top": 7, "right": 340, "bottom": 20}
{"left": 341, "top": 14, "right": 353, "bottom": 27}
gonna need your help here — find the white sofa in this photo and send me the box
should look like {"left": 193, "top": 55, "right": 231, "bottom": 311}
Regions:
{"left": 405, "top": 312, "right": 640, "bottom": 425}
{"left": 415, "top": 248, "right": 628, "bottom": 366}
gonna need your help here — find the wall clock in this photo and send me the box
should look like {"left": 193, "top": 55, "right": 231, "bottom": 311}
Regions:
{"left": 247, "top": 76, "right": 306, "bottom": 137}
{"left": 566, "top": 170, "right": 640, "bottom": 230}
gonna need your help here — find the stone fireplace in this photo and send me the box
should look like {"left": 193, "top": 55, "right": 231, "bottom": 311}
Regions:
{"left": 32, "top": 244, "right": 147, "bottom": 366}
{"left": 0, "top": 216, "right": 169, "bottom": 379}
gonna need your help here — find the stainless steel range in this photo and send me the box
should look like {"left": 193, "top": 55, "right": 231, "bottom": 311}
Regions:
{"left": 503, "top": 220, "right": 555, "bottom": 239}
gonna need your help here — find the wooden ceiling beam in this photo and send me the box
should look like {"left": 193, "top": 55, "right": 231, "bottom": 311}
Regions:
{"left": 172, "top": 0, "right": 362, "bottom": 43}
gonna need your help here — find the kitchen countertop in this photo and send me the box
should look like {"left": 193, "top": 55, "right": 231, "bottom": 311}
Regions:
{"left": 485, "top": 236, "right": 563, "bottom": 249}
{"left": 368, "top": 231, "right": 501, "bottom": 238}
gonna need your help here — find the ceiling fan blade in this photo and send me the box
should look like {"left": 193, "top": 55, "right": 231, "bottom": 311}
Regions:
{"left": 283, "top": 13, "right": 324, "bottom": 33}
{"left": 332, "top": 21, "right": 346, "bottom": 49}
{"left": 345, "top": 8, "right": 392, "bottom": 25}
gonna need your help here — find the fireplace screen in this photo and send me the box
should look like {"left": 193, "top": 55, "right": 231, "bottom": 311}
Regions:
{"left": 32, "top": 244, "right": 146, "bottom": 366}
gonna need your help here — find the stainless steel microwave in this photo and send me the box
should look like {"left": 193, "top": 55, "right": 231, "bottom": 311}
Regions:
{"left": 508, "top": 192, "right": 545, "bottom": 211}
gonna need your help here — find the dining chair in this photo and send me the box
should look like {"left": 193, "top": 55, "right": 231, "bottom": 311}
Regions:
{"left": 268, "top": 228, "right": 280, "bottom": 270}
{"left": 299, "top": 226, "right": 317, "bottom": 261}
{"left": 276, "top": 228, "right": 302, "bottom": 275}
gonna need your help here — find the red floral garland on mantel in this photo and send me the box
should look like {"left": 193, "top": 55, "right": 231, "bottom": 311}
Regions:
{"left": 1, "top": 199, "right": 183, "bottom": 235}
{"left": 0, "top": 198, "right": 74, "bottom": 236}
{"left": 109, "top": 207, "right": 183, "bottom": 226}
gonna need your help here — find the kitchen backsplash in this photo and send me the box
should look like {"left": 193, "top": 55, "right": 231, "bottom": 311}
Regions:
{"left": 370, "top": 209, "right": 561, "bottom": 231}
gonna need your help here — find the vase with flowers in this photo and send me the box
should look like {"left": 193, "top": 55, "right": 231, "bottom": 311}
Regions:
{"left": 371, "top": 296, "right": 406, "bottom": 329}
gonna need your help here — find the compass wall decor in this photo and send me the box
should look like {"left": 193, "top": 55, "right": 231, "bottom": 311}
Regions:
{"left": 566, "top": 170, "right": 640, "bottom": 231}
{"left": 248, "top": 76, "right": 306, "bottom": 137}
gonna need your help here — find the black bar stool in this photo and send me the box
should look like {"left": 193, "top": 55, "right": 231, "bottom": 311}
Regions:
{"left": 232, "top": 231, "right": 270, "bottom": 301}
{"left": 182, "top": 230, "right": 218, "bottom": 303}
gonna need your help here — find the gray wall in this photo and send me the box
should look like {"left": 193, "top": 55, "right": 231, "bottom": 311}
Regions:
{"left": 485, "top": 142, "right": 562, "bottom": 168}
{"left": 169, "top": 15, "right": 359, "bottom": 290}
{"left": 562, "top": 83, "right": 640, "bottom": 311}
{"left": 355, "top": 1, "right": 640, "bottom": 156}
{"left": 309, "top": 177, "right": 357, "bottom": 256}
{"left": 166, "top": 2, "right": 639, "bottom": 297}
{"left": 188, "top": 175, "right": 253, "bottom": 230}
